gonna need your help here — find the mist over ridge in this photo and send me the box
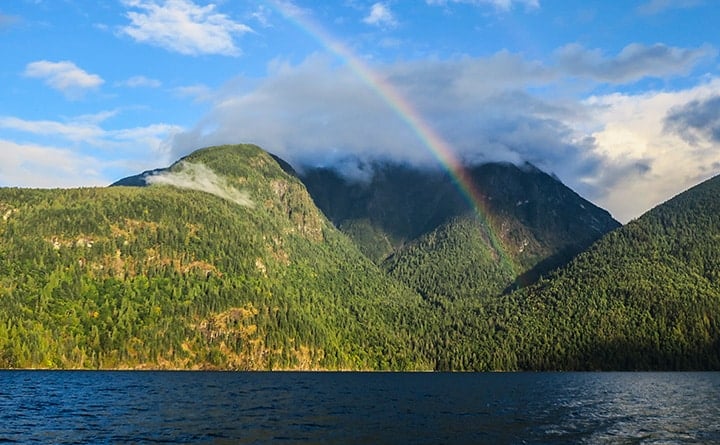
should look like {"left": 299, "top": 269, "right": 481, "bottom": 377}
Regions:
{"left": 146, "top": 161, "right": 254, "bottom": 207}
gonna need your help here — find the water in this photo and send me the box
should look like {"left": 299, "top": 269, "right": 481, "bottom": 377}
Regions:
{"left": 0, "top": 372, "right": 718, "bottom": 444}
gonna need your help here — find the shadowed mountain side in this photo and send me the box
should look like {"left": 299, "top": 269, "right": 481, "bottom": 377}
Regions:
{"left": 111, "top": 168, "right": 169, "bottom": 187}
{"left": 499, "top": 173, "right": 720, "bottom": 370}
{"left": 301, "top": 161, "right": 620, "bottom": 299}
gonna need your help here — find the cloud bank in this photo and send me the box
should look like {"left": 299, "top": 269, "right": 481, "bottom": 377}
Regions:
{"left": 166, "top": 42, "right": 718, "bottom": 222}
{"left": 146, "top": 161, "right": 254, "bottom": 206}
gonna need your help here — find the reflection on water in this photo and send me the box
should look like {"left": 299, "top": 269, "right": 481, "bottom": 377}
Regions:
{"left": 0, "top": 371, "right": 718, "bottom": 444}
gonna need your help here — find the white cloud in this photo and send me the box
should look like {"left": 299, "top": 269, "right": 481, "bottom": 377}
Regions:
{"left": 0, "top": 112, "right": 183, "bottom": 187}
{"left": 426, "top": 0, "right": 540, "bottom": 11}
{"left": 0, "top": 140, "right": 108, "bottom": 188}
{"left": 23, "top": 60, "right": 104, "bottom": 98}
{"left": 167, "top": 44, "right": 719, "bottom": 223}
{"left": 167, "top": 53, "right": 596, "bottom": 195}
{"left": 147, "top": 161, "right": 254, "bottom": 206}
{"left": 556, "top": 43, "right": 715, "bottom": 83}
{"left": 0, "top": 116, "right": 103, "bottom": 142}
{"left": 0, "top": 112, "right": 180, "bottom": 151}
{"left": 581, "top": 79, "right": 720, "bottom": 222}
{"left": 363, "top": 3, "right": 397, "bottom": 27}
{"left": 120, "top": 0, "right": 253, "bottom": 56}
{"left": 118, "top": 75, "right": 162, "bottom": 88}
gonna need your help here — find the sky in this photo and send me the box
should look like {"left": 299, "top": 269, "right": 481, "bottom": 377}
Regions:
{"left": 2, "top": 0, "right": 720, "bottom": 222}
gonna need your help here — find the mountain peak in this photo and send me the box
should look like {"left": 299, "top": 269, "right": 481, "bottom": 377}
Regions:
{"left": 300, "top": 159, "right": 620, "bottom": 296}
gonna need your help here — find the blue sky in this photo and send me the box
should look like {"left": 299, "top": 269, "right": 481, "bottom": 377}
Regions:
{"left": 1, "top": 0, "right": 719, "bottom": 222}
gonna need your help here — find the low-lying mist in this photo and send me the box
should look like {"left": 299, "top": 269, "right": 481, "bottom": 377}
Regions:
{"left": 146, "top": 161, "right": 254, "bottom": 207}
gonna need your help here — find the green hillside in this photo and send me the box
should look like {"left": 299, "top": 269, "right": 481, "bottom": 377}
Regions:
{"left": 3, "top": 143, "right": 718, "bottom": 371}
{"left": 498, "top": 174, "right": 720, "bottom": 370}
{"left": 0, "top": 145, "right": 431, "bottom": 370}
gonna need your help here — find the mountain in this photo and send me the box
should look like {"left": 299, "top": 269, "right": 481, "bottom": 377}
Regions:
{"left": 499, "top": 173, "right": 720, "bottom": 370}
{"left": 4, "top": 143, "right": 718, "bottom": 371}
{"left": 300, "top": 161, "right": 620, "bottom": 300}
{"left": 0, "top": 144, "right": 432, "bottom": 370}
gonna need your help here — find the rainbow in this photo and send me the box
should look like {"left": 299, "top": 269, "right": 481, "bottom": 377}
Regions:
{"left": 267, "top": 1, "right": 513, "bottom": 270}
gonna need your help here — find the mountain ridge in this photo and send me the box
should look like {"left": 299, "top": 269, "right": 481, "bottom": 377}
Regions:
{"left": 300, "top": 160, "right": 620, "bottom": 299}
{"left": 3, "top": 143, "right": 719, "bottom": 370}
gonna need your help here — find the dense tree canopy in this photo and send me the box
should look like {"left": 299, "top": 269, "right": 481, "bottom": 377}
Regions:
{"left": 1, "top": 144, "right": 718, "bottom": 370}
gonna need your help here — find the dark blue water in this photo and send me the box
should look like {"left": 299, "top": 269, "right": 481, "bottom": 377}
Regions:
{"left": 0, "top": 372, "right": 718, "bottom": 444}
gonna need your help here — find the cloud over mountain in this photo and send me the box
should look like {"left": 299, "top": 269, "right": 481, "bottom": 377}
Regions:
{"left": 166, "top": 41, "right": 719, "bottom": 222}
{"left": 146, "top": 161, "right": 254, "bottom": 206}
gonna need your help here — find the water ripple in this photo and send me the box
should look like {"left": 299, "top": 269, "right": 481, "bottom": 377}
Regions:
{"left": 0, "top": 371, "right": 718, "bottom": 444}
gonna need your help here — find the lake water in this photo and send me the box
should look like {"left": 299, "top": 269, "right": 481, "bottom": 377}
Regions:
{"left": 0, "top": 371, "right": 718, "bottom": 444}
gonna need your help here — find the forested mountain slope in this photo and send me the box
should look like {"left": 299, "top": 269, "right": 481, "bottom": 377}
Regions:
{"left": 4, "top": 143, "right": 718, "bottom": 371}
{"left": 500, "top": 173, "right": 720, "bottom": 370}
{"left": 0, "top": 145, "right": 431, "bottom": 370}
{"left": 301, "top": 162, "right": 620, "bottom": 299}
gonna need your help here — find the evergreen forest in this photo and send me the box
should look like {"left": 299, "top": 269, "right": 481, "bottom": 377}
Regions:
{"left": 1, "top": 144, "right": 718, "bottom": 370}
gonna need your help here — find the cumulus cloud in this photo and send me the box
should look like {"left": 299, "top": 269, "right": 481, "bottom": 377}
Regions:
{"left": 582, "top": 79, "right": 720, "bottom": 222}
{"left": 168, "top": 55, "right": 436, "bottom": 167}
{"left": 426, "top": 0, "right": 540, "bottom": 11}
{"left": 363, "top": 3, "right": 398, "bottom": 27}
{"left": 118, "top": 75, "right": 162, "bottom": 88}
{"left": 167, "top": 44, "right": 718, "bottom": 223}
{"left": 120, "top": 0, "right": 253, "bottom": 56}
{"left": 637, "top": 0, "right": 704, "bottom": 15}
{"left": 166, "top": 53, "right": 599, "bottom": 203}
{"left": 556, "top": 43, "right": 715, "bottom": 83}
{"left": 146, "top": 161, "right": 254, "bottom": 206}
{"left": 23, "top": 60, "right": 104, "bottom": 98}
